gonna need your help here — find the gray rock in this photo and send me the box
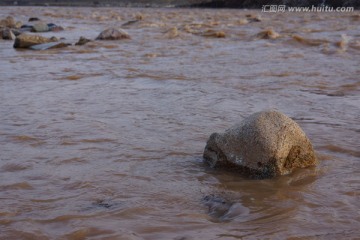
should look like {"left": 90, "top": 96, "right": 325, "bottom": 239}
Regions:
{"left": 1, "top": 28, "right": 16, "bottom": 40}
{"left": 96, "top": 28, "right": 130, "bottom": 40}
{"left": 13, "top": 34, "right": 57, "bottom": 48}
{"left": 203, "top": 110, "right": 317, "bottom": 178}
{"left": 32, "top": 22, "right": 49, "bottom": 32}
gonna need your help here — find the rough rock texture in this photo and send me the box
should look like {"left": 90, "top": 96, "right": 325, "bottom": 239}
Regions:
{"left": 13, "top": 34, "right": 57, "bottom": 48}
{"left": 96, "top": 28, "right": 130, "bottom": 40}
{"left": 203, "top": 110, "right": 317, "bottom": 178}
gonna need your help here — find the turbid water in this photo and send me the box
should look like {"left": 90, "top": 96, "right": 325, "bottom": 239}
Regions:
{"left": 0, "top": 7, "right": 359, "bottom": 239}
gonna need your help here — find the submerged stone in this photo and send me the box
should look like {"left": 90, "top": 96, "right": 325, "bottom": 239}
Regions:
{"left": 96, "top": 28, "right": 130, "bottom": 40}
{"left": 203, "top": 195, "right": 249, "bottom": 221}
{"left": 203, "top": 110, "right": 317, "bottom": 178}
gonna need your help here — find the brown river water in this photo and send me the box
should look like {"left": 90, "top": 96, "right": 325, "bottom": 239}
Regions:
{"left": 0, "top": 6, "right": 359, "bottom": 240}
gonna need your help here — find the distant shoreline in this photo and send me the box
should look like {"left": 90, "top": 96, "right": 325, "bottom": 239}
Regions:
{"left": 0, "top": 0, "right": 359, "bottom": 9}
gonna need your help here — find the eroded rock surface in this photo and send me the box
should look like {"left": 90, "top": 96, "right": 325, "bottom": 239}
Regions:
{"left": 203, "top": 110, "right": 317, "bottom": 178}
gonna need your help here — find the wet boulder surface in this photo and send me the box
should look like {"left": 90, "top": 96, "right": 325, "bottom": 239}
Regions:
{"left": 203, "top": 110, "right": 317, "bottom": 178}
{"left": 13, "top": 34, "right": 58, "bottom": 48}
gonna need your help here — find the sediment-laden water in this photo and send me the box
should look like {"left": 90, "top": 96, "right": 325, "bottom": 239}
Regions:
{"left": 0, "top": 7, "right": 359, "bottom": 239}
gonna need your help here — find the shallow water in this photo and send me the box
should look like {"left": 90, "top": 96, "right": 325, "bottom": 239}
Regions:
{"left": 0, "top": 6, "right": 359, "bottom": 239}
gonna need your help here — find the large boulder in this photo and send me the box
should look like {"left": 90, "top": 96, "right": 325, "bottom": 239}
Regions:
{"left": 96, "top": 28, "right": 130, "bottom": 40}
{"left": 13, "top": 34, "right": 57, "bottom": 48}
{"left": 203, "top": 110, "right": 317, "bottom": 178}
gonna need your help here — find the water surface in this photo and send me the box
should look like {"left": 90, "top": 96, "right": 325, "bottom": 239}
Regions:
{"left": 0, "top": 7, "right": 359, "bottom": 239}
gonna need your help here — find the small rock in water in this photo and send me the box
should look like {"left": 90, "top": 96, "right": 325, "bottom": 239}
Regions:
{"left": 165, "top": 27, "right": 179, "bottom": 39}
{"left": 1, "top": 28, "right": 16, "bottom": 40}
{"left": 13, "top": 34, "right": 58, "bottom": 48}
{"left": 246, "top": 14, "right": 262, "bottom": 22}
{"left": 201, "top": 29, "right": 226, "bottom": 38}
{"left": 28, "top": 17, "right": 40, "bottom": 22}
{"left": 32, "top": 22, "right": 49, "bottom": 32}
{"left": 203, "top": 195, "right": 249, "bottom": 221}
{"left": 121, "top": 19, "right": 140, "bottom": 28}
{"left": 96, "top": 28, "right": 131, "bottom": 40}
{"left": 203, "top": 110, "right": 317, "bottom": 178}
{"left": 48, "top": 23, "right": 64, "bottom": 32}
{"left": 75, "top": 36, "right": 92, "bottom": 46}
{"left": 256, "top": 28, "right": 280, "bottom": 39}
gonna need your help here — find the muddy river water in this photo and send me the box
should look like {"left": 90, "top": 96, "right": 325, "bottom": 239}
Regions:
{"left": 0, "top": 6, "right": 359, "bottom": 239}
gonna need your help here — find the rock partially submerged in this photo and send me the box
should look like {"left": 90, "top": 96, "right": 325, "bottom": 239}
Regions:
{"left": 75, "top": 36, "right": 92, "bottom": 46}
{"left": 28, "top": 17, "right": 41, "bottom": 22}
{"left": 96, "top": 28, "right": 130, "bottom": 40}
{"left": 13, "top": 34, "right": 58, "bottom": 48}
{"left": 32, "top": 22, "right": 49, "bottom": 32}
{"left": 19, "top": 22, "right": 64, "bottom": 33}
{"left": 1, "top": 28, "right": 16, "bottom": 40}
{"left": 203, "top": 195, "right": 249, "bottom": 222}
{"left": 203, "top": 110, "right": 317, "bottom": 178}
{"left": 201, "top": 29, "right": 226, "bottom": 38}
{"left": 256, "top": 28, "right": 280, "bottom": 39}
